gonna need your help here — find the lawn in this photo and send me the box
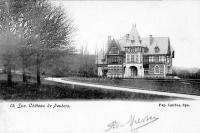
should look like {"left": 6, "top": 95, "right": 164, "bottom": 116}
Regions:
{"left": 0, "top": 74, "right": 175, "bottom": 100}
{"left": 65, "top": 77, "right": 200, "bottom": 96}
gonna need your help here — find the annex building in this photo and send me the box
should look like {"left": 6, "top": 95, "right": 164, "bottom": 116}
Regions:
{"left": 96, "top": 24, "right": 175, "bottom": 78}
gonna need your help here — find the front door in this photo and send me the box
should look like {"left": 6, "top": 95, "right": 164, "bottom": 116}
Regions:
{"left": 130, "top": 66, "right": 137, "bottom": 77}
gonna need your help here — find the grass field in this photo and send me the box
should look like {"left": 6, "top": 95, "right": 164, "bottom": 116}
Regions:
{"left": 0, "top": 74, "right": 175, "bottom": 100}
{"left": 66, "top": 77, "right": 200, "bottom": 96}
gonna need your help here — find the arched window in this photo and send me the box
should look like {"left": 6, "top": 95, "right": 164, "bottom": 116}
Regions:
{"left": 154, "top": 65, "right": 160, "bottom": 74}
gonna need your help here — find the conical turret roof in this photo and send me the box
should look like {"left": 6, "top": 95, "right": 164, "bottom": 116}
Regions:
{"left": 130, "top": 24, "right": 140, "bottom": 39}
{"left": 129, "top": 24, "right": 141, "bottom": 46}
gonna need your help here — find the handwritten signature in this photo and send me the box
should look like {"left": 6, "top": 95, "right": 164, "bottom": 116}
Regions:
{"left": 105, "top": 115, "right": 159, "bottom": 133}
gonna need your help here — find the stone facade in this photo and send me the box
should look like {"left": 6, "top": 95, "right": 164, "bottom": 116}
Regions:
{"left": 96, "top": 24, "right": 175, "bottom": 78}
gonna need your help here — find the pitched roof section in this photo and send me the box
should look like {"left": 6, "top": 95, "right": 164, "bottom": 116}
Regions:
{"left": 106, "top": 39, "right": 124, "bottom": 54}
{"left": 141, "top": 37, "right": 170, "bottom": 55}
{"left": 104, "top": 25, "right": 174, "bottom": 56}
{"left": 116, "top": 36, "right": 172, "bottom": 55}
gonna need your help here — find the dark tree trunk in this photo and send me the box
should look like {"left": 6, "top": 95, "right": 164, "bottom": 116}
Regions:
{"left": 37, "top": 65, "right": 41, "bottom": 85}
{"left": 22, "top": 61, "right": 27, "bottom": 82}
{"left": 7, "top": 65, "right": 12, "bottom": 86}
{"left": 22, "top": 70, "right": 27, "bottom": 82}
{"left": 36, "top": 55, "right": 41, "bottom": 85}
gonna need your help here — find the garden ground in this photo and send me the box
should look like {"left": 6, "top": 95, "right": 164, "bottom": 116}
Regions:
{"left": 65, "top": 77, "right": 200, "bottom": 96}
{"left": 0, "top": 73, "right": 176, "bottom": 100}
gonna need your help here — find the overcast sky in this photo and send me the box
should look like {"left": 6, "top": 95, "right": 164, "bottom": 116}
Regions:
{"left": 56, "top": 1, "right": 200, "bottom": 68}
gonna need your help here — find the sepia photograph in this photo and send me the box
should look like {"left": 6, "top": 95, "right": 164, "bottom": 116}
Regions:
{"left": 0, "top": 0, "right": 200, "bottom": 133}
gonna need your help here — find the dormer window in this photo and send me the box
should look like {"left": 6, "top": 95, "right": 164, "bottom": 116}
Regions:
{"left": 131, "top": 40, "right": 135, "bottom": 43}
{"left": 154, "top": 46, "right": 160, "bottom": 53}
{"left": 144, "top": 47, "right": 149, "bottom": 53}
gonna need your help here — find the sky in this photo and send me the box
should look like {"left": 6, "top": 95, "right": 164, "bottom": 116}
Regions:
{"left": 54, "top": 1, "right": 200, "bottom": 68}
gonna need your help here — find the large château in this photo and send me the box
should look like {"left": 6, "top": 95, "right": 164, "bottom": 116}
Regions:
{"left": 96, "top": 24, "right": 175, "bottom": 78}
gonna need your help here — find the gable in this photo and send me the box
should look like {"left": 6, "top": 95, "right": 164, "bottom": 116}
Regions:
{"left": 108, "top": 45, "right": 119, "bottom": 55}
{"left": 107, "top": 40, "right": 121, "bottom": 55}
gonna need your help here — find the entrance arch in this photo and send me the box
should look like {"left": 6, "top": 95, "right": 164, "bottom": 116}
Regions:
{"left": 130, "top": 66, "right": 137, "bottom": 77}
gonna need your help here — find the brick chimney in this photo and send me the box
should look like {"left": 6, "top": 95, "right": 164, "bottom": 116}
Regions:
{"left": 149, "top": 35, "right": 153, "bottom": 45}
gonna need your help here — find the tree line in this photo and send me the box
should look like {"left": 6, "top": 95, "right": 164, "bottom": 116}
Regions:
{"left": 43, "top": 45, "right": 98, "bottom": 78}
{"left": 0, "top": 0, "right": 75, "bottom": 85}
{"left": 172, "top": 68, "right": 200, "bottom": 79}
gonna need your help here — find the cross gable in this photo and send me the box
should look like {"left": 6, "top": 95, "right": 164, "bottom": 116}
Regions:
{"left": 106, "top": 39, "right": 121, "bottom": 55}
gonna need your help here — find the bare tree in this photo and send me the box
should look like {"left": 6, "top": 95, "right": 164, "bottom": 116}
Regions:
{"left": 0, "top": 32, "right": 20, "bottom": 85}
{"left": 28, "top": 1, "right": 75, "bottom": 85}
{"left": 0, "top": 0, "right": 21, "bottom": 85}
{"left": 1, "top": 0, "right": 75, "bottom": 85}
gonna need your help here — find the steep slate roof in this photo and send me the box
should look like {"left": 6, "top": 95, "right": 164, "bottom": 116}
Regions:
{"left": 116, "top": 36, "right": 172, "bottom": 55}
{"left": 141, "top": 37, "right": 170, "bottom": 55}
{"left": 99, "top": 25, "right": 174, "bottom": 63}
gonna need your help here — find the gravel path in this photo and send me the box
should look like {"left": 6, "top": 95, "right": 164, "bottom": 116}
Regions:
{"left": 44, "top": 77, "right": 200, "bottom": 100}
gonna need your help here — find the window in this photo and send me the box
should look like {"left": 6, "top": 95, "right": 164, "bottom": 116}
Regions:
{"left": 154, "top": 56, "right": 159, "bottom": 63}
{"left": 133, "top": 48, "right": 135, "bottom": 53}
{"left": 139, "top": 54, "right": 142, "bottom": 63}
{"left": 159, "top": 56, "right": 165, "bottom": 62}
{"left": 135, "top": 47, "right": 139, "bottom": 52}
{"left": 166, "top": 57, "right": 170, "bottom": 63}
{"left": 139, "top": 47, "right": 141, "bottom": 52}
{"left": 130, "top": 48, "right": 133, "bottom": 53}
{"left": 127, "top": 54, "right": 130, "bottom": 62}
{"left": 131, "top": 55, "right": 134, "bottom": 62}
{"left": 154, "top": 65, "right": 160, "bottom": 74}
{"left": 143, "top": 56, "right": 149, "bottom": 64}
{"left": 149, "top": 56, "right": 154, "bottom": 62}
{"left": 135, "top": 54, "right": 138, "bottom": 62}
{"left": 108, "top": 56, "right": 119, "bottom": 64}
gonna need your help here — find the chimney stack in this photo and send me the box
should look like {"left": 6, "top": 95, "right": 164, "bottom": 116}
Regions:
{"left": 108, "top": 36, "right": 112, "bottom": 42}
{"left": 107, "top": 36, "right": 112, "bottom": 50}
{"left": 149, "top": 34, "right": 153, "bottom": 44}
{"left": 126, "top": 34, "right": 129, "bottom": 40}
